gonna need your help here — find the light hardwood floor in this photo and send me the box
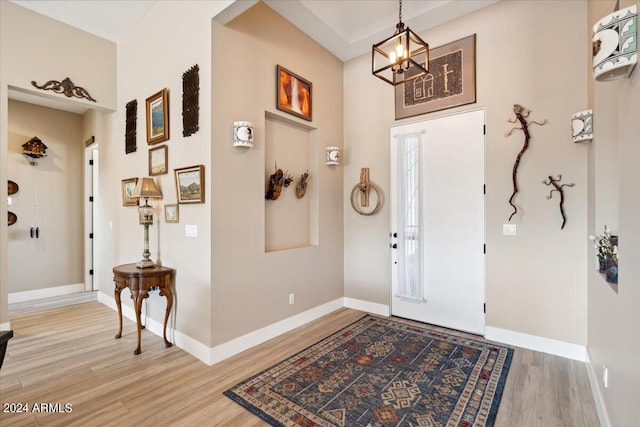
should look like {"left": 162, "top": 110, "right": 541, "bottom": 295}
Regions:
{"left": 0, "top": 302, "right": 599, "bottom": 426}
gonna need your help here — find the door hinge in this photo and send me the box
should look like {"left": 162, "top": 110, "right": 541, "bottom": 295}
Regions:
{"left": 483, "top": 184, "right": 486, "bottom": 195}
{"left": 89, "top": 196, "right": 94, "bottom": 202}
{"left": 89, "top": 159, "right": 94, "bottom": 166}
{"left": 484, "top": 303, "right": 486, "bottom": 314}
{"left": 483, "top": 124, "right": 486, "bottom": 135}
{"left": 89, "top": 269, "right": 94, "bottom": 276}
{"left": 89, "top": 233, "right": 94, "bottom": 239}
{"left": 483, "top": 244, "right": 486, "bottom": 254}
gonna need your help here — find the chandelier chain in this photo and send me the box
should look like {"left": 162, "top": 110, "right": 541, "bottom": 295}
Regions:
{"left": 399, "top": 0, "right": 403, "bottom": 23}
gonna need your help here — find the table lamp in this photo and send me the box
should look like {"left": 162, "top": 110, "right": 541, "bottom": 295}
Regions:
{"left": 131, "top": 177, "right": 163, "bottom": 268}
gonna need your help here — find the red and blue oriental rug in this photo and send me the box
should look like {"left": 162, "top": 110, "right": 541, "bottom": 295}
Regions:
{"left": 224, "top": 315, "right": 513, "bottom": 427}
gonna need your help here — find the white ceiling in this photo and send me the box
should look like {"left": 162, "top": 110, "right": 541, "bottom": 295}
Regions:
{"left": 8, "top": 0, "right": 499, "bottom": 113}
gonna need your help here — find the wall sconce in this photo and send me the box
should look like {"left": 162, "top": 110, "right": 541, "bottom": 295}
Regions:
{"left": 22, "top": 136, "right": 48, "bottom": 165}
{"left": 131, "top": 177, "right": 163, "bottom": 268}
{"left": 326, "top": 147, "right": 340, "bottom": 166}
{"left": 233, "top": 121, "right": 254, "bottom": 148}
{"left": 571, "top": 110, "right": 593, "bottom": 143}
{"left": 592, "top": 4, "right": 637, "bottom": 81}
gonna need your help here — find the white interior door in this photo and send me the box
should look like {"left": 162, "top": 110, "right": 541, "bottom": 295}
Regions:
{"left": 390, "top": 109, "right": 485, "bottom": 335}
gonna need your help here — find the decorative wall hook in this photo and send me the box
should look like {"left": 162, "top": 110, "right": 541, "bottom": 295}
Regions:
{"left": 31, "top": 77, "right": 96, "bottom": 102}
{"left": 542, "top": 174, "right": 575, "bottom": 230}
{"left": 504, "top": 104, "right": 548, "bottom": 221}
{"left": 350, "top": 168, "right": 383, "bottom": 216}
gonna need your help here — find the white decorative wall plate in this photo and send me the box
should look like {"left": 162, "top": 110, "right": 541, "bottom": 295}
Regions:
{"left": 571, "top": 110, "right": 593, "bottom": 143}
{"left": 592, "top": 5, "right": 637, "bottom": 81}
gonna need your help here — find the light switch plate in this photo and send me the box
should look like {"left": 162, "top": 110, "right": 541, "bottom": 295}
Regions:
{"left": 185, "top": 224, "right": 198, "bottom": 238}
{"left": 503, "top": 224, "right": 517, "bottom": 236}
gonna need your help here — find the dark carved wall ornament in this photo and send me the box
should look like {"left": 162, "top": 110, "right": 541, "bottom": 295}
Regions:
{"left": 31, "top": 77, "right": 96, "bottom": 102}
{"left": 125, "top": 100, "right": 138, "bottom": 154}
{"left": 182, "top": 64, "right": 199, "bottom": 137}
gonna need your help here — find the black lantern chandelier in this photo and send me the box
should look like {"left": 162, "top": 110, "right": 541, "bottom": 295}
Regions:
{"left": 372, "top": 0, "right": 429, "bottom": 86}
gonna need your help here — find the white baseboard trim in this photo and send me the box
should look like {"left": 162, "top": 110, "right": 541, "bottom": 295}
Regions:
{"left": 8, "top": 283, "right": 84, "bottom": 304}
{"left": 208, "top": 298, "right": 344, "bottom": 365}
{"left": 485, "top": 326, "right": 586, "bottom": 361}
{"left": 97, "top": 292, "right": 211, "bottom": 365}
{"left": 0, "top": 322, "right": 10, "bottom": 330}
{"left": 343, "top": 297, "right": 390, "bottom": 317}
{"left": 585, "top": 350, "right": 611, "bottom": 427}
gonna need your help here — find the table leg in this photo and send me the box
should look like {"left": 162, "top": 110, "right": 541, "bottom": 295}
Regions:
{"left": 159, "top": 280, "right": 173, "bottom": 348}
{"left": 131, "top": 289, "right": 148, "bottom": 355}
{"left": 114, "top": 286, "right": 123, "bottom": 339}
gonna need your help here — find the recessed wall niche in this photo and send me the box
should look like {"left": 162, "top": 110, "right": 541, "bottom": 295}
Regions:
{"left": 264, "top": 112, "right": 319, "bottom": 252}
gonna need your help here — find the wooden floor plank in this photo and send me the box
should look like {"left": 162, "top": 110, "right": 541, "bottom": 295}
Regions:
{"left": 0, "top": 302, "right": 599, "bottom": 426}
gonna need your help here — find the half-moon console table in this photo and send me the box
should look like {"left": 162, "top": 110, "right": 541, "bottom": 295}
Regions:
{"left": 113, "top": 263, "right": 175, "bottom": 355}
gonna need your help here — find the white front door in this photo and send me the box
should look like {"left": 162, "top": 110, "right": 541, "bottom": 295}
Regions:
{"left": 390, "top": 109, "right": 485, "bottom": 334}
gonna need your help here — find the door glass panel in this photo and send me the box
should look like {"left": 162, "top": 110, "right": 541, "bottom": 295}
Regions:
{"left": 398, "top": 132, "right": 423, "bottom": 301}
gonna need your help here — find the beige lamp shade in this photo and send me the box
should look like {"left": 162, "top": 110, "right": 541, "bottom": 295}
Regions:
{"left": 131, "top": 177, "right": 163, "bottom": 200}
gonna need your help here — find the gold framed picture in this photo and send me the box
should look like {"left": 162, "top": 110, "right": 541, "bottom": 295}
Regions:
{"left": 146, "top": 88, "right": 169, "bottom": 144}
{"left": 174, "top": 165, "right": 205, "bottom": 204}
{"left": 121, "top": 177, "right": 139, "bottom": 206}
{"left": 149, "top": 144, "right": 168, "bottom": 176}
{"left": 164, "top": 204, "right": 179, "bottom": 223}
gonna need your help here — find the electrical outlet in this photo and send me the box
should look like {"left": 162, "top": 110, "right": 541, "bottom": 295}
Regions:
{"left": 289, "top": 293, "right": 295, "bottom": 305}
{"left": 603, "top": 365, "right": 608, "bottom": 388}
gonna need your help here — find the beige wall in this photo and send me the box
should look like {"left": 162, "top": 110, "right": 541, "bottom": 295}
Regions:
{"left": 0, "top": 0, "right": 117, "bottom": 326}
{"left": 344, "top": 0, "right": 589, "bottom": 345}
{"left": 587, "top": 1, "right": 640, "bottom": 425}
{"left": 108, "top": 1, "right": 231, "bottom": 347}
{"left": 7, "top": 100, "right": 83, "bottom": 293}
{"left": 211, "top": 2, "right": 344, "bottom": 346}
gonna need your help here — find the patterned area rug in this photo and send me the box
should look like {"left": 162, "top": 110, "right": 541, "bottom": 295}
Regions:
{"left": 224, "top": 315, "right": 513, "bottom": 427}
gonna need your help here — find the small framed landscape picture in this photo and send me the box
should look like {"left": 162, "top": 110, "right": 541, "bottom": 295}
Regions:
{"left": 149, "top": 145, "right": 168, "bottom": 176}
{"left": 146, "top": 88, "right": 169, "bottom": 144}
{"left": 164, "top": 204, "right": 179, "bottom": 223}
{"left": 121, "top": 177, "right": 138, "bottom": 206}
{"left": 174, "top": 165, "right": 205, "bottom": 204}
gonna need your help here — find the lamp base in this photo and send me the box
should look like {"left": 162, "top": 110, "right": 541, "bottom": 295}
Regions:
{"left": 136, "top": 259, "right": 156, "bottom": 269}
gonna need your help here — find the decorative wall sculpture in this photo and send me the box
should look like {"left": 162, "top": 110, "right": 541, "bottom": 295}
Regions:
{"left": 265, "top": 163, "right": 293, "bottom": 201}
{"left": 350, "top": 168, "right": 383, "bottom": 216}
{"left": 504, "top": 104, "right": 548, "bottom": 221}
{"left": 542, "top": 175, "right": 575, "bottom": 230}
{"left": 571, "top": 110, "right": 593, "bottom": 143}
{"left": 592, "top": 4, "right": 637, "bottom": 81}
{"left": 182, "top": 64, "right": 200, "bottom": 137}
{"left": 125, "top": 100, "right": 137, "bottom": 154}
{"left": 31, "top": 77, "right": 96, "bottom": 102}
{"left": 295, "top": 171, "right": 310, "bottom": 199}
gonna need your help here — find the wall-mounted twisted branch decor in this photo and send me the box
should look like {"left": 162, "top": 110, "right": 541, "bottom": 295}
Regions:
{"left": 504, "top": 104, "right": 548, "bottom": 221}
{"left": 31, "top": 77, "right": 96, "bottom": 102}
{"left": 543, "top": 174, "right": 575, "bottom": 230}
